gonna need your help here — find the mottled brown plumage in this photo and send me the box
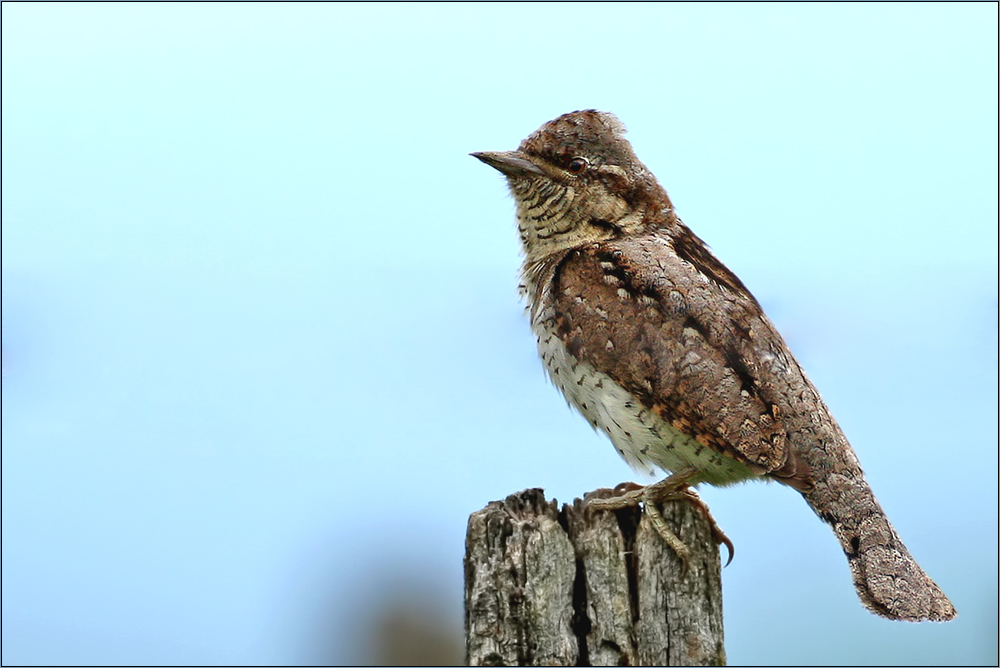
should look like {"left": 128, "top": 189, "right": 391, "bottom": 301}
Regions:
{"left": 473, "top": 110, "right": 956, "bottom": 621}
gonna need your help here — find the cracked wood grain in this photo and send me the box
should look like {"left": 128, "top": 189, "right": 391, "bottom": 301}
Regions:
{"left": 465, "top": 489, "right": 725, "bottom": 666}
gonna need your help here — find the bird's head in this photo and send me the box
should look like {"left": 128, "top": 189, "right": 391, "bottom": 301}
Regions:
{"left": 473, "top": 110, "right": 674, "bottom": 263}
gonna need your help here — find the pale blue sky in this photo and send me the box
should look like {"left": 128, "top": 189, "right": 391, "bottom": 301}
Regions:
{"left": 2, "top": 3, "right": 997, "bottom": 665}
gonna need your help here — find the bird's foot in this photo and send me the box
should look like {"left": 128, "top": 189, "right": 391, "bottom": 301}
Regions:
{"left": 586, "top": 467, "right": 733, "bottom": 573}
{"left": 677, "top": 487, "right": 734, "bottom": 567}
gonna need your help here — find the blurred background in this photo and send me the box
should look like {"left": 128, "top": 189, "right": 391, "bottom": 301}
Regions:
{"left": 2, "top": 3, "right": 996, "bottom": 665}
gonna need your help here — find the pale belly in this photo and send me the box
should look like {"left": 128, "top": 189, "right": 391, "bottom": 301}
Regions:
{"left": 535, "top": 326, "right": 757, "bottom": 486}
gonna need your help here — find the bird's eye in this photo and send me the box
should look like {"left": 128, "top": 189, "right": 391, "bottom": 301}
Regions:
{"left": 567, "top": 157, "right": 589, "bottom": 174}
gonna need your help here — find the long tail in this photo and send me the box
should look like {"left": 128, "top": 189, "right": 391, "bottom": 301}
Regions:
{"left": 796, "top": 443, "right": 956, "bottom": 621}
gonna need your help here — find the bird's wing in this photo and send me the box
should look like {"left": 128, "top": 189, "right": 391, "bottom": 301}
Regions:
{"left": 548, "top": 230, "right": 810, "bottom": 479}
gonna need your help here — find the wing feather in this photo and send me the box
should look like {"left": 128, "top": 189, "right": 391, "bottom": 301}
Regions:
{"left": 547, "top": 235, "right": 801, "bottom": 475}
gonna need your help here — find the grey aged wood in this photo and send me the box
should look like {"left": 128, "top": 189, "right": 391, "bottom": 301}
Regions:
{"left": 465, "top": 488, "right": 725, "bottom": 666}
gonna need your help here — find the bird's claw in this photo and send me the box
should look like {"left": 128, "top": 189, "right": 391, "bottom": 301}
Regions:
{"left": 586, "top": 471, "right": 735, "bottom": 570}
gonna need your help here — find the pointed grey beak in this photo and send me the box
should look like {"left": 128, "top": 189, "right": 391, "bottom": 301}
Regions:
{"left": 471, "top": 151, "right": 545, "bottom": 177}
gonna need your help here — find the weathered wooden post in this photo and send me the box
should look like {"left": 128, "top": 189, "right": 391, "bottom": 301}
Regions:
{"left": 465, "top": 488, "right": 725, "bottom": 666}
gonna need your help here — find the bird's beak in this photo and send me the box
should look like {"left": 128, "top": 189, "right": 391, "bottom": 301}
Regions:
{"left": 471, "top": 151, "right": 545, "bottom": 177}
